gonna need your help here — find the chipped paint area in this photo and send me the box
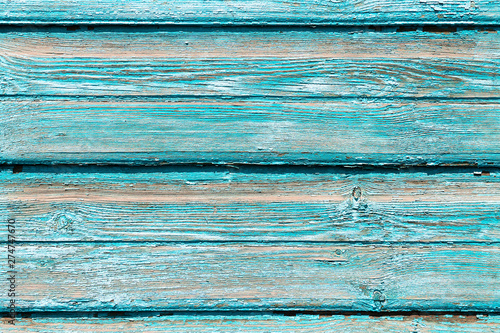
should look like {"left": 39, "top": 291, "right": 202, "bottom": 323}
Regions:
{"left": 0, "top": 0, "right": 499, "bottom": 330}
{"left": 420, "top": 0, "right": 477, "bottom": 11}
{"left": 0, "top": 0, "right": 498, "bottom": 25}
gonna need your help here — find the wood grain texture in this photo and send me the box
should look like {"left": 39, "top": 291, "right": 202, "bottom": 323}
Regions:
{"left": 1, "top": 2, "right": 498, "bottom": 323}
{"left": 2, "top": 28, "right": 499, "bottom": 60}
{"left": 1, "top": 168, "right": 499, "bottom": 242}
{"left": 4, "top": 243, "right": 500, "bottom": 312}
{"left": 0, "top": 29, "right": 499, "bottom": 99}
{"left": 2, "top": 314, "right": 500, "bottom": 332}
{"left": 2, "top": 98, "right": 499, "bottom": 165}
{"left": 0, "top": 0, "right": 498, "bottom": 25}
{"left": 2, "top": 29, "right": 498, "bottom": 165}
{"left": 2, "top": 58, "right": 497, "bottom": 98}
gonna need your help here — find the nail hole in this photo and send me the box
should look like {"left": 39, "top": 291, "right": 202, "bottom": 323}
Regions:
{"left": 12, "top": 165, "right": 23, "bottom": 174}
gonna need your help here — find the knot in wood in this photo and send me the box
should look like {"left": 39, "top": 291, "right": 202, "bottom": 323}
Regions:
{"left": 352, "top": 186, "right": 362, "bottom": 201}
{"left": 373, "top": 290, "right": 386, "bottom": 303}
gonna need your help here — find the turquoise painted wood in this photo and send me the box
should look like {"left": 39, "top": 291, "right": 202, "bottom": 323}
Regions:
{"left": 4, "top": 243, "right": 500, "bottom": 312}
{"left": 1, "top": 167, "right": 499, "bottom": 243}
{"left": 1, "top": 28, "right": 499, "bottom": 166}
{"left": 1, "top": 98, "right": 499, "bottom": 166}
{"left": 2, "top": 58, "right": 497, "bottom": 99}
{"left": 0, "top": 0, "right": 498, "bottom": 25}
{"left": 1, "top": 0, "right": 499, "bottom": 330}
{"left": 2, "top": 314, "right": 500, "bottom": 332}
{"left": 2, "top": 27, "right": 498, "bottom": 60}
{"left": 1, "top": 29, "right": 498, "bottom": 98}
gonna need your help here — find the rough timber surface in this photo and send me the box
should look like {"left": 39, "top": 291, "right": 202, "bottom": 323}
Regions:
{"left": 1, "top": 98, "right": 499, "bottom": 166}
{"left": 3, "top": 243, "right": 500, "bottom": 312}
{"left": 2, "top": 314, "right": 500, "bottom": 332}
{"left": 1, "top": 168, "right": 499, "bottom": 243}
{"left": 0, "top": 0, "right": 499, "bottom": 25}
{"left": 1, "top": 0, "right": 499, "bottom": 327}
{"left": 1, "top": 28, "right": 499, "bottom": 165}
{"left": 0, "top": 28, "right": 499, "bottom": 99}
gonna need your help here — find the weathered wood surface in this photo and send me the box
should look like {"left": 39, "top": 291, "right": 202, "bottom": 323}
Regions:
{"left": 0, "top": 0, "right": 498, "bottom": 25}
{"left": 0, "top": 29, "right": 499, "bottom": 99}
{"left": 2, "top": 58, "right": 498, "bottom": 97}
{"left": 2, "top": 98, "right": 499, "bottom": 165}
{"left": 4, "top": 243, "right": 500, "bottom": 312}
{"left": 2, "top": 314, "right": 500, "bottom": 332}
{"left": 1, "top": 0, "right": 498, "bottom": 325}
{"left": 2, "top": 28, "right": 499, "bottom": 60}
{"left": 1, "top": 168, "right": 499, "bottom": 242}
{"left": 1, "top": 28, "right": 498, "bottom": 165}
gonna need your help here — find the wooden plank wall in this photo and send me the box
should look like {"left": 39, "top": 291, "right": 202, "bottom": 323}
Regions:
{"left": 1, "top": 1, "right": 499, "bottom": 331}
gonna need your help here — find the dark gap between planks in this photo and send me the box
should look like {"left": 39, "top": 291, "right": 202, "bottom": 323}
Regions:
{"left": 0, "top": 24, "right": 498, "bottom": 33}
{"left": 3, "top": 164, "right": 499, "bottom": 175}
{"left": 2, "top": 310, "right": 500, "bottom": 318}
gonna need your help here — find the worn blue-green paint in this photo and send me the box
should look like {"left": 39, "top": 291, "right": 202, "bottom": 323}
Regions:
{"left": 1, "top": 57, "right": 498, "bottom": 98}
{"left": 1, "top": 167, "right": 499, "bottom": 242}
{"left": 3, "top": 243, "right": 500, "bottom": 312}
{"left": 1, "top": 98, "right": 499, "bottom": 166}
{"left": 1, "top": 28, "right": 498, "bottom": 99}
{"left": 1, "top": 0, "right": 499, "bottom": 330}
{"left": 0, "top": 0, "right": 499, "bottom": 25}
{"left": 3, "top": 314, "right": 500, "bottom": 332}
{"left": 1, "top": 27, "right": 499, "bottom": 166}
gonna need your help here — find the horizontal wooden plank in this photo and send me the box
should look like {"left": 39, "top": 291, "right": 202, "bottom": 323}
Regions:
{"left": 5, "top": 243, "right": 500, "bottom": 312}
{"left": 0, "top": 0, "right": 498, "bottom": 25}
{"left": 2, "top": 314, "right": 500, "bottom": 332}
{"left": 0, "top": 29, "right": 499, "bottom": 98}
{"left": 1, "top": 99, "right": 499, "bottom": 165}
{"left": 2, "top": 58, "right": 497, "bottom": 99}
{"left": 2, "top": 168, "right": 499, "bottom": 242}
{"left": 2, "top": 28, "right": 499, "bottom": 60}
